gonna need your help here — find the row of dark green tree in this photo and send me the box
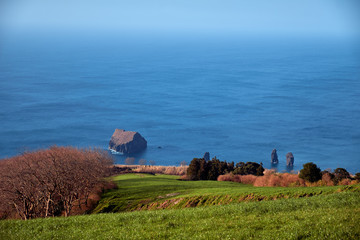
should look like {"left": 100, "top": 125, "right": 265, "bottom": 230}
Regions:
{"left": 186, "top": 157, "right": 264, "bottom": 180}
{"left": 299, "top": 162, "right": 360, "bottom": 183}
{"left": 186, "top": 157, "right": 359, "bottom": 184}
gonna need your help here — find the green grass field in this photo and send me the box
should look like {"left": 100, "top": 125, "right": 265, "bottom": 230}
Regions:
{"left": 1, "top": 173, "right": 360, "bottom": 239}
{"left": 93, "top": 174, "right": 359, "bottom": 213}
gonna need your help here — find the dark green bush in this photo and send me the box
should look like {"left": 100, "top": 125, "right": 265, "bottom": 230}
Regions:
{"left": 186, "top": 157, "right": 234, "bottom": 180}
{"left": 233, "top": 162, "right": 264, "bottom": 176}
{"left": 355, "top": 173, "right": 360, "bottom": 181}
{"left": 333, "top": 168, "right": 351, "bottom": 184}
{"left": 299, "top": 162, "right": 322, "bottom": 182}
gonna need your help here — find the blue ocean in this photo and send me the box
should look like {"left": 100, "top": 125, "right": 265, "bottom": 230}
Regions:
{"left": 1, "top": 34, "right": 359, "bottom": 173}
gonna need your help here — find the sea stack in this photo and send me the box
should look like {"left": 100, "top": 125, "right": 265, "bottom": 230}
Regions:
{"left": 109, "top": 129, "right": 147, "bottom": 154}
{"left": 203, "top": 152, "right": 210, "bottom": 161}
{"left": 271, "top": 149, "right": 278, "bottom": 164}
{"left": 286, "top": 152, "right": 294, "bottom": 166}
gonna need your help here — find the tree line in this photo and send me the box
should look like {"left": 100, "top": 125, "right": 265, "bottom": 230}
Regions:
{"left": 0, "top": 146, "right": 113, "bottom": 220}
{"left": 186, "top": 156, "right": 359, "bottom": 186}
{"left": 186, "top": 157, "right": 264, "bottom": 180}
{"left": 299, "top": 162, "right": 360, "bottom": 184}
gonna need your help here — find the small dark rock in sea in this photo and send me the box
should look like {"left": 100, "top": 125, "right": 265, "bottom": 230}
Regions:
{"left": 109, "top": 129, "right": 147, "bottom": 154}
{"left": 271, "top": 149, "right": 279, "bottom": 164}
{"left": 203, "top": 152, "right": 210, "bottom": 161}
{"left": 286, "top": 152, "right": 294, "bottom": 166}
{"left": 158, "top": 146, "right": 162, "bottom": 149}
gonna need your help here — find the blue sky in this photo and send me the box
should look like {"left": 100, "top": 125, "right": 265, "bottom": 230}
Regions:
{"left": 1, "top": 0, "right": 359, "bottom": 38}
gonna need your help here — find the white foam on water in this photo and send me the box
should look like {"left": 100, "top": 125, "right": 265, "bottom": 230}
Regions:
{"left": 109, "top": 149, "right": 123, "bottom": 155}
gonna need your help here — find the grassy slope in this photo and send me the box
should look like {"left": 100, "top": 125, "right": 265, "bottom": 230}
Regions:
{"left": 93, "top": 174, "right": 359, "bottom": 212}
{"left": 1, "top": 192, "right": 359, "bottom": 239}
{"left": 1, "top": 174, "right": 360, "bottom": 240}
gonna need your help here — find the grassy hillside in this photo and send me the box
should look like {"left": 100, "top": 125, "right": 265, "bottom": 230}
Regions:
{"left": 1, "top": 192, "right": 359, "bottom": 239}
{"left": 1, "top": 174, "right": 359, "bottom": 239}
{"left": 93, "top": 173, "right": 359, "bottom": 213}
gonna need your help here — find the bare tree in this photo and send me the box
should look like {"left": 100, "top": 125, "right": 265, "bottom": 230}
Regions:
{"left": 0, "top": 146, "right": 113, "bottom": 220}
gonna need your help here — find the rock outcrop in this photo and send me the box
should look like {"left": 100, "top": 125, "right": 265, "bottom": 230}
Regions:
{"left": 109, "top": 129, "right": 147, "bottom": 154}
{"left": 203, "top": 152, "right": 210, "bottom": 161}
{"left": 271, "top": 149, "right": 278, "bottom": 164}
{"left": 286, "top": 152, "right": 294, "bottom": 166}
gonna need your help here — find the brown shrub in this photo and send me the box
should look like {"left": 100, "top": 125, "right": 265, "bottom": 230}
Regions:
{"left": 281, "top": 173, "right": 305, "bottom": 187}
{"left": 267, "top": 174, "right": 282, "bottom": 187}
{"left": 252, "top": 175, "right": 267, "bottom": 186}
{"left": 133, "top": 165, "right": 164, "bottom": 174}
{"left": 350, "top": 180, "right": 359, "bottom": 185}
{"left": 233, "top": 175, "right": 242, "bottom": 183}
{"left": 239, "top": 175, "right": 257, "bottom": 185}
{"left": 179, "top": 175, "right": 190, "bottom": 180}
{"left": 252, "top": 173, "right": 304, "bottom": 187}
{"left": 321, "top": 173, "right": 335, "bottom": 186}
{"left": 339, "top": 178, "right": 352, "bottom": 185}
{"left": 218, "top": 172, "right": 305, "bottom": 187}
{"left": 217, "top": 174, "right": 257, "bottom": 184}
{"left": 164, "top": 166, "right": 187, "bottom": 175}
{"left": 305, "top": 181, "right": 318, "bottom": 187}
{"left": 217, "top": 173, "right": 234, "bottom": 182}
{"left": 132, "top": 165, "right": 188, "bottom": 175}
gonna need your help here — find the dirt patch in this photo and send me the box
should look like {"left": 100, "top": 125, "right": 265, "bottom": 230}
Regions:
{"left": 166, "top": 193, "right": 180, "bottom": 197}
{"left": 157, "top": 192, "right": 180, "bottom": 199}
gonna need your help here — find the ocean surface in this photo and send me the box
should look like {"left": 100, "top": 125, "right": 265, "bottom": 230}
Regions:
{"left": 1, "top": 34, "right": 359, "bottom": 173}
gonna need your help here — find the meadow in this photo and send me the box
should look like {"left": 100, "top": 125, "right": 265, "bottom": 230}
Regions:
{"left": 1, "top": 174, "right": 359, "bottom": 239}
{"left": 93, "top": 174, "right": 359, "bottom": 212}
